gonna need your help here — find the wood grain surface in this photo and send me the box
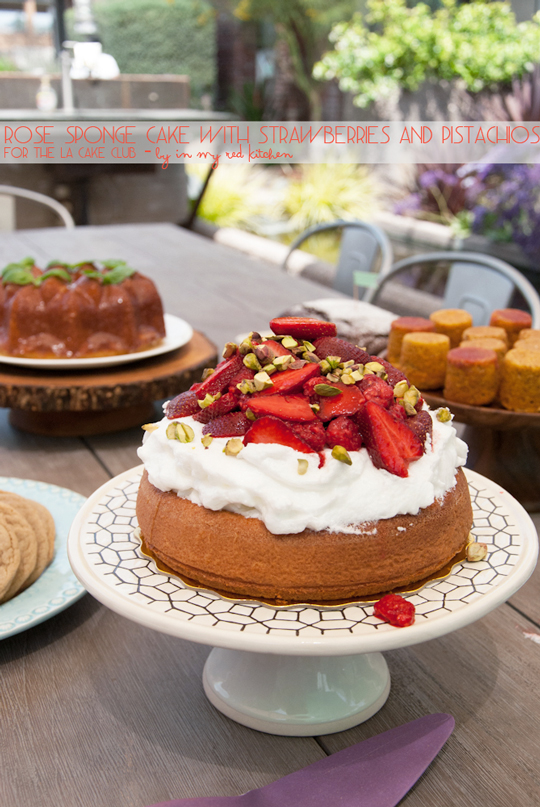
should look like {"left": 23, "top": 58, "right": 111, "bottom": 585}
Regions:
{"left": 0, "top": 224, "right": 539, "bottom": 807}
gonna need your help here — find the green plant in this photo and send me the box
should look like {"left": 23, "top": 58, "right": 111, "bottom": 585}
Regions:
{"left": 186, "top": 164, "right": 267, "bottom": 228}
{"left": 71, "top": 0, "right": 215, "bottom": 101}
{"left": 314, "top": 0, "right": 540, "bottom": 108}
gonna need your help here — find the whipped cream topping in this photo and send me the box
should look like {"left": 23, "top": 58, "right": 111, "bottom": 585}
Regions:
{"left": 137, "top": 409, "right": 468, "bottom": 535}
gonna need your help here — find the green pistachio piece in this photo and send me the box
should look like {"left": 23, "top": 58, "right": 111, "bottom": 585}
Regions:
{"left": 302, "top": 340, "right": 316, "bottom": 353}
{"left": 201, "top": 367, "right": 215, "bottom": 381}
{"left": 403, "top": 401, "right": 417, "bottom": 416}
{"left": 393, "top": 380, "right": 409, "bottom": 398}
{"left": 264, "top": 363, "right": 277, "bottom": 375}
{"left": 222, "top": 342, "right": 237, "bottom": 359}
{"left": 281, "top": 336, "right": 298, "bottom": 349}
{"left": 297, "top": 459, "right": 309, "bottom": 475}
{"left": 167, "top": 422, "right": 195, "bottom": 442}
{"left": 243, "top": 353, "right": 262, "bottom": 372}
{"left": 254, "top": 371, "right": 274, "bottom": 391}
{"left": 245, "top": 408, "right": 256, "bottom": 421}
{"left": 237, "top": 379, "right": 257, "bottom": 394}
{"left": 319, "top": 359, "right": 331, "bottom": 375}
{"left": 350, "top": 369, "right": 363, "bottom": 382}
{"left": 198, "top": 393, "right": 218, "bottom": 409}
{"left": 326, "top": 355, "right": 342, "bottom": 370}
{"left": 436, "top": 407, "right": 453, "bottom": 423}
{"left": 340, "top": 373, "right": 355, "bottom": 385}
{"left": 223, "top": 438, "right": 243, "bottom": 456}
{"left": 310, "top": 402, "right": 320, "bottom": 412}
{"left": 201, "top": 434, "right": 214, "bottom": 448}
{"left": 274, "top": 354, "right": 294, "bottom": 370}
{"left": 342, "top": 360, "right": 354, "bottom": 369}
{"left": 141, "top": 422, "right": 159, "bottom": 432}
{"left": 326, "top": 373, "right": 340, "bottom": 383}
{"left": 403, "top": 386, "right": 420, "bottom": 406}
{"left": 314, "top": 383, "right": 342, "bottom": 397}
{"left": 365, "top": 361, "right": 388, "bottom": 379}
{"left": 331, "top": 445, "right": 352, "bottom": 465}
{"left": 466, "top": 541, "right": 488, "bottom": 562}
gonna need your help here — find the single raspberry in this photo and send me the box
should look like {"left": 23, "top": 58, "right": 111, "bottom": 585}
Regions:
{"left": 202, "top": 412, "right": 251, "bottom": 437}
{"left": 325, "top": 416, "right": 362, "bottom": 451}
{"left": 373, "top": 593, "right": 415, "bottom": 627}
{"left": 314, "top": 336, "right": 371, "bottom": 364}
{"left": 165, "top": 390, "right": 200, "bottom": 419}
{"left": 356, "top": 375, "right": 394, "bottom": 409}
{"left": 406, "top": 410, "right": 432, "bottom": 447}
{"left": 192, "top": 392, "right": 238, "bottom": 424}
{"left": 388, "top": 402, "right": 407, "bottom": 422}
{"left": 287, "top": 420, "right": 326, "bottom": 452}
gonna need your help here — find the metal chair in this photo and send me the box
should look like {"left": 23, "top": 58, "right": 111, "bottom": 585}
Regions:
{"left": 370, "top": 251, "right": 540, "bottom": 328}
{"left": 282, "top": 220, "right": 393, "bottom": 301}
{"left": 0, "top": 185, "right": 75, "bottom": 229}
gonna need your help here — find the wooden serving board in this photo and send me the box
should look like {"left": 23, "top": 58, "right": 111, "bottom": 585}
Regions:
{"left": 0, "top": 330, "right": 217, "bottom": 436}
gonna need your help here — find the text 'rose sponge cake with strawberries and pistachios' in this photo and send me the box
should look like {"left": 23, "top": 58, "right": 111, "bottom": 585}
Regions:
{"left": 136, "top": 317, "right": 473, "bottom": 603}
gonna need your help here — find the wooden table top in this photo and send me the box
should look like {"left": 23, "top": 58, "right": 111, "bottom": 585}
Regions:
{"left": 0, "top": 223, "right": 539, "bottom": 807}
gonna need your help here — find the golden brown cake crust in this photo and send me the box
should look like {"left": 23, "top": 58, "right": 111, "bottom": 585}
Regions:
{"left": 136, "top": 468, "right": 473, "bottom": 602}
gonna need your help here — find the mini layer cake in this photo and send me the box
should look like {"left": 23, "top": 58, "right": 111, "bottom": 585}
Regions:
{"left": 136, "top": 317, "right": 472, "bottom": 603}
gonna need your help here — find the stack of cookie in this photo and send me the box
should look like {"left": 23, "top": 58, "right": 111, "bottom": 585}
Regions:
{"left": 0, "top": 491, "right": 55, "bottom": 603}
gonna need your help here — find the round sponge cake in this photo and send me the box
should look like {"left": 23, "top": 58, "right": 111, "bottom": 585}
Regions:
{"left": 136, "top": 468, "right": 472, "bottom": 603}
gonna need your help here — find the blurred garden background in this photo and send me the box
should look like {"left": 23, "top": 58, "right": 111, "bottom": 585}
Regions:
{"left": 1, "top": 0, "right": 540, "bottom": 291}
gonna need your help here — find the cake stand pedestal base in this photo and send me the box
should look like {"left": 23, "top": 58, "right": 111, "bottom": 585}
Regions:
{"left": 202, "top": 648, "right": 390, "bottom": 736}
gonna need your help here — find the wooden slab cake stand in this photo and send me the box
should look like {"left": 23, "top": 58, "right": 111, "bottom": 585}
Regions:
{"left": 0, "top": 331, "right": 217, "bottom": 437}
{"left": 423, "top": 391, "right": 540, "bottom": 513}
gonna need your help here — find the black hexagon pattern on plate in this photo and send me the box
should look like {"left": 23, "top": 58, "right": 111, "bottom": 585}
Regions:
{"left": 82, "top": 472, "right": 521, "bottom": 638}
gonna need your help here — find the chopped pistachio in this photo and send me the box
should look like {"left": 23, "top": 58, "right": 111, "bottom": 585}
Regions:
{"left": 265, "top": 363, "right": 277, "bottom": 375}
{"left": 342, "top": 360, "right": 355, "bottom": 369}
{"left": 243, "top": 353, "right": 262, "bottom": 372}
{"left": 314, "top": 383, "right": 342, "bottom": 397}
{"left": 198, "top": 392, "right": 218, "bottom": 409}
{"left": 237, "top": 379, "right": 257, "bottom": 394}
{"left": 436, "top": 407, "right": 453, "bottom": 423}
{"left": 274, "top": 354, "right": 294, "bottom": 370}
{"left": 310, "top": 402, "right": 320, "bottom": 412}
{"left": 319, "top": 359, "right": 331, "bottom": 375}
{"left": 466, "top": 542, "right": 488, "bottom": 562}
{"left": 332, "top": 445, "right": 352, "bottom": 465}
{"left": 223, "top": 438, "right": 243, "bottom": 456}
{"left": 403, "top": 401, "right": 417, "bottom": 417}
{"left": 201, "top": 367, "right": 215, "bottom": 381}
{"left": 302, "top": 340, "right": 316, "bottom": 353}
{"left": 289, "top": 359, "right": 307, "bottom": 370}
{"left": 222, "top": 342, "right": 237, "bottom": 359}
{"left": 326, "top": 373, "right": 340, "bottom": 383}
{"left": 364, "top": 361, "right": 387, "bottom": 379}
{"left": 281, "top": 336, "right": 298, "bottom": 349}
{"left": 350, "top": 369, "right": 364, "bottom": 382}
{"left": 245, "top": 408, "right": 256, "bottom": 421}
{"left": 141, "top": 422, "right": 159, "bottom": 432}
{"left": 201, "top": 434, "right": 214, "bottom": 449}
{"left": 326, "top": 355, "right": 342, "bottom": 370}
{"left": 297, "top": 458, "right": 309, "bottom": 475}
{"left": 393, "top": 380, "right": 409, "bottom": 398}
{"left": 340, "top": 373, "right": 355, "bottom": 385}
{"left": 167, "top": 422, "right": 195, "bottom": 442}
{"left": 403, "top": 386, "right": 420, "bottom": 407}
{"left": 304, "top": 352, "right": 320, "bottom": 363}
{"left": 254, "top": 344, "right": 275, "bottom": 365}
{"left": 254, "top": 371, "right": 274, "bottom": 391}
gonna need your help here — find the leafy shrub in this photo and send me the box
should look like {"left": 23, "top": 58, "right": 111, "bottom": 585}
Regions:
{"left": 314, "top": 0, "right": 540, "bottom": 108}
{"left": 73, "top": 0, "right": 215, "bottom": 101}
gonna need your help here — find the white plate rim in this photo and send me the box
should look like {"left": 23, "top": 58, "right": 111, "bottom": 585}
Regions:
{"left": 68, "top": 466, "right": 539, "bottom": 657}
{"left": 0, "top": 313, "right": 193, "bottom": 370}
{"left": 0, "top": 477, "right": 87, "bottom": 640}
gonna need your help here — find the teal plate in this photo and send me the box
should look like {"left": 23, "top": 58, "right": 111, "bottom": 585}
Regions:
{"left": 0, "top": 477, "right": 87, "bottom": 639}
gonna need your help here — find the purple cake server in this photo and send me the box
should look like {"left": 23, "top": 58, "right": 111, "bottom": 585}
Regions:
{"left": 146, "top": 712, "right": 454, "bottom": 807}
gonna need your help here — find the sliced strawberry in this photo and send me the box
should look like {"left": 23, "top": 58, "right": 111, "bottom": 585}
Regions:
{"left": 269, "top": 317, "right": 337, "bottom": 340}
{"left": 263, "top": 338, "right": 295, "bottom": 358}
{"left": 356, "top": 375, "right": 394, "bottom": 409}
{"left": 303, "top": 376, "right": 323, "bottom": 399}
{"left": 406, "top": 410, "right": 432, "bottom": 447}
{"left": 325, "top": 416, "right": 363, "bottom": 451}
{"left": 247, "top": 394, "right": 317, "bottom": 422}
{"left": 357, "top": 401, "right": 423, "bottom": 477}
{"left": 286, "top": 420, "right": 326, "bottom": 452}
{"left": 369, "top": 356, "right": 408, "bottom": 387}
{"left": 243, "top": 416, "right": 316, "bottom": 453}
{"left": 193, "top": 392, "right": 238, "bottom": 424}
{"left": 166, "top": 390, "right": 200, "bottom": 419}
{"left": 228, "top": 366, "right": 255, "bottom": 393}
{"left": 202, "top": 412, "right": 251, "bottom": 437}
{"left": 195, "top": 355, "right": 244, "bottom": 399}
{"left": 260, "top": 363, "right": 321, "bottom": 396}
{"left": 314, "top": 336, "right": 370, "bottom": 364}
{"left": 316, "top": 383, "right": 364, "bottom": 421}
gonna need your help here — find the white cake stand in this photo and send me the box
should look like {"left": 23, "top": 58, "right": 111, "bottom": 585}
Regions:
{"left": 68, "top": 466, "right": 538, "bottom": 736}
